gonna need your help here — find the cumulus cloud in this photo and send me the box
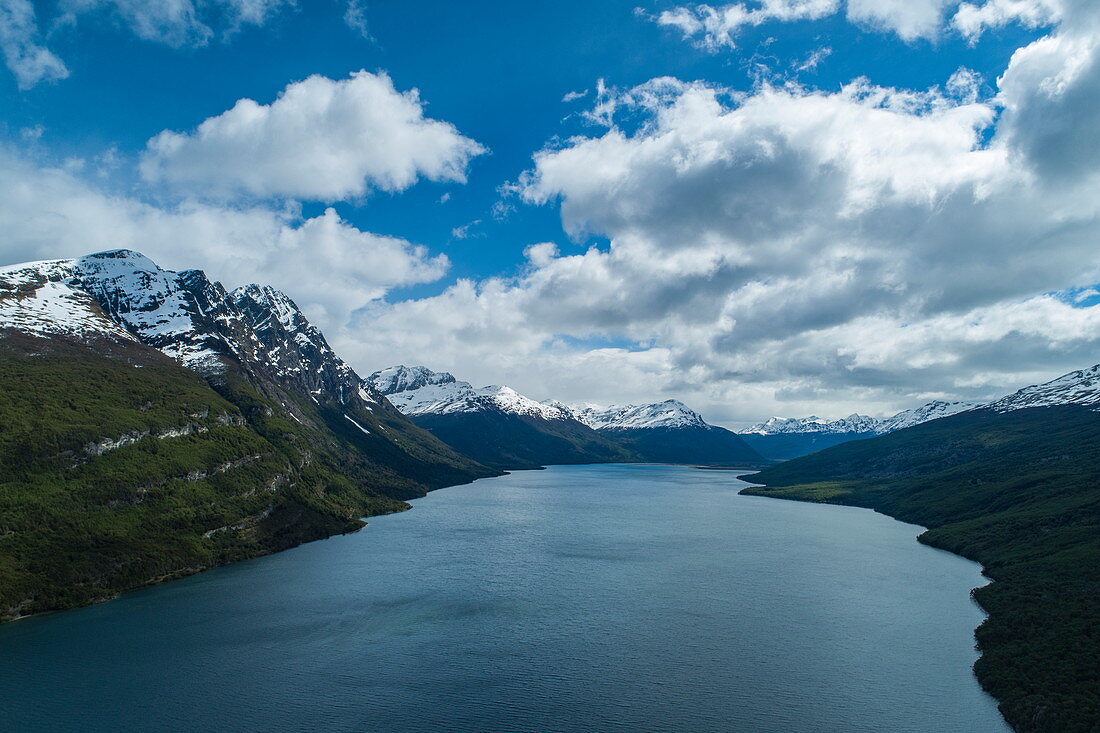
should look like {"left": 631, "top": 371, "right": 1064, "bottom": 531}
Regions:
{"left": 0, "top": 0, "right": 69, "bottom": 89}
{"left": 140, "top": 71, "right": 486, "bottom": 202}
{"left": 952, "top": 0, "right": 1061, "bottom": 41}
{"left": 0, "top": 149, "right": 448, "bottom": 333}
{"left": 845, "top": 0, "right": 953, "bottom": 40}
{"left": 340, "top": 3, "right": 1100, "bottom": 425}
{"left": 994, "top": 7, "right": 1100, "bottom": 184}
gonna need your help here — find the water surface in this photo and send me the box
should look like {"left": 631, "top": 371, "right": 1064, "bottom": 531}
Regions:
{"left": 0, "top": 464, "right": 1006, "bottom": 732}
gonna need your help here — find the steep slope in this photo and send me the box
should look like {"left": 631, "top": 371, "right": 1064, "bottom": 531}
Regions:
{"left": 985, "top": 363, "right": 1100, "bottom": 412}
{"left": 742, "top": 366, "right": 1100, "bottom": 732}
{"left": 574, "top": 400, "right": 764, "bottom": 466}
{"left": 878, "top": 399, "right": 984, "bottom": 431}
{"left": 368, "top": 366, "right": 638, "bottom": 470}
{"left": 0, "top": 251, "right": 496, "bottom": 621}
{"left": 740, "top": 400, "right": 982, "bottom": 460}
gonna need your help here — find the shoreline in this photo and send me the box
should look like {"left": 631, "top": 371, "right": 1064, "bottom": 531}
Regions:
{"left": 737, "top": 482, "right": 1010, "bottom": 729}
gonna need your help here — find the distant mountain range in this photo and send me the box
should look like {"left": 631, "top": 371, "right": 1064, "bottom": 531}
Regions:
{"left": 741, "top": 367, "right": 1100, "bottom": 464}
{"left": 571, "top": 400, "right": 763, "bottom": 466}
{"left": 739, "top": 400, "right": 983, "bottom": 460}
{"left": 367, "top": 365, "right": 636, "bottom": 470}
{"left": 368, "top": 367, "right": 764, "bottom": 469}
{"left": 743, "top": 363, "right": 1100, "bottom": 731}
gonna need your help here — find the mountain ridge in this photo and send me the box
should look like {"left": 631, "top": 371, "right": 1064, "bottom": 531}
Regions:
{"left": 739, "top": 400, "right": 985, "bottom": 460}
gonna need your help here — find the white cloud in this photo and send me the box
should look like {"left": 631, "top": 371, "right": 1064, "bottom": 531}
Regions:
{"left": 648, "top": 0, "right": 839, "bottom": 50}
{"left": 140, "top": 71, "right": 486, "bottom": 202}
{"left": 794, "top": 45, "right": 832, "bottom": 71}
{"left": 0, "top": 0, "right": 69, "bottom": 89}
{"left": 845, "top": 0, "right": 952, "bottom": 40}
{"left": 451, "top": 220, "right": 482, "bottom": 239}
{"left": 953, "top": 0, "right": 1061, "bottom": 41}
{"left": 648, "top": 0, "right": 1069, "bottom": 44}
{"left": 0, "top": 149, "right": 448, "bottom": 333}
{"left": 19, "top": 124, "right": 44, "bottom": 141}
{"left": 344, "top": 0, "right": 369, "bottom": 38}
{"left": 56, "top": 0, "right": 295, "bottom": 47}
{"left": 1, "top": 0, "right": 294, "bottom": 88}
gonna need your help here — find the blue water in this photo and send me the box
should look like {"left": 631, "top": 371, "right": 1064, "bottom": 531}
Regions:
{"left": 0, "top": 464, "right": 1006, "bottom": 732}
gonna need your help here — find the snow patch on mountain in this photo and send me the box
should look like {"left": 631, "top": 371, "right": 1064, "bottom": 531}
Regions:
{"left": 986, "top": 364, "right": 1100, "bottom": 412}
{"left": 0, "top": 259, "right": 135, "bottom": 341}
{"left": 571, "top": 400, "right": 709, "bottom": 431}
{"left": 878, "top": 400, "right": 983, "bottom": 431}
{"left": 344, "top": 414, "right": 371, "bottom": 435}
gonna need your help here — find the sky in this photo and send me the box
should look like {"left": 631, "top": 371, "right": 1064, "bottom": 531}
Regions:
{"left": 0, "top": 0, "right": 1098, "bottom": 428}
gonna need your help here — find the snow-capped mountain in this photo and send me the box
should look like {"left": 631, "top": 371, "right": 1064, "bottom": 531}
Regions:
{"left": 985, "top": 364, "right": 1100, "bottom": 412}
{"left": 741, "top": 365, "right": 1100, "bottom": 462}
{"left": 877, "top": 400, "right": 983, "bottom": 432}
{"left": 0, "top": 249, "right": 487, "bottom": 479}
{"left": 566, "top": 400, "right": 763, "bottom": 467}
{"left": 0, "top": 250, "right": 385, "bottom": 408}
{"left": 741, "top": 401, "right": 981, "bottom": 438}
{"left": 369, "top": 365, "right": 572, "bottom": 421}
{"left": 571, "top": 400, "right": 709, "bottom": 431}
{"left": 369, "top": 364, "right": 458, "bottom": 395}
{"left": 739, "top": 414, "right": 881, "bottom": 436}
{"left": 739, "top": 400, "right": 983, "bottom": 460}
{"left": 368, "top": 365, "right": 635, "bottom": 469}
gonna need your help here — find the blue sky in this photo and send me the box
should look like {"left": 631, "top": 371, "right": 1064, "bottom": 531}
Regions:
{"left": 2, "top": 0, "right": 1041, "bottom": 285}
{"left": 1, "top": 0, "right": 1098, "bottom": 426}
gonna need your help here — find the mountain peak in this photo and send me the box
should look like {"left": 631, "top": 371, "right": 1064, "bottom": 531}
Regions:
{"left": 0, "top": 249, "right": 371, "bottom": 406}
{"left": 77, "top": 249, "right": 157, "bottom": 268}
{"left": 369, "top": 365, "right": 458, "bottom": 396}
{"left": 572, "top": 400, "right": 709, "bottom": 430}
{"left": 367, "top": 366, "right": 574, "bottom": 421}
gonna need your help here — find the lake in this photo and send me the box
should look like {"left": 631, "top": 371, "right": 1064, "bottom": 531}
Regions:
{"left": 0, "top": 464, "right": 1007, "bottom": 732}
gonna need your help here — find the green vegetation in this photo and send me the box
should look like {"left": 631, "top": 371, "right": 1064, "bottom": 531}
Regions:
{"left": 744, "top": 406, "right": 1100, "bottom": 732}
{"left": 0, "top": 332, "right": 495, "bottom": 621}
{"left": 412, "top": 410, "right": 640, "bottom": 470}
{"left": 740, "top": 431, "right": 873, "bottom": 461}
{"left": 605, "top": 425, "right": 764, "bottom": 466}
